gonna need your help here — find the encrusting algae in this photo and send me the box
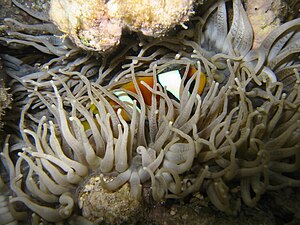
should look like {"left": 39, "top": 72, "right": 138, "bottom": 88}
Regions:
{"left": 0, "top": 0, "right": 299, "bottom": 224}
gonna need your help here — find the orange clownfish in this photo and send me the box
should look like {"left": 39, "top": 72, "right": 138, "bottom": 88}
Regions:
{"left": 83, "top": 65, "right": 206, "bottom": 128}
{"left": 114, "top": 65, "right": 206, "bottom": 106}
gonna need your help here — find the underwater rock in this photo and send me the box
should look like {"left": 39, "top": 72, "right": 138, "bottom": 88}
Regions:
{"left": 49, "top": 0, "right": 196, "bottom": 51}
{"left": 108, "top": 0, "right": 195, "bottom": 37}
{"left": 77, "top": 174, "right": 141, "bottom": 224}
{"left": 245, "top": 0, "right": 287, "bottom": 49}
{"left": 0, "top": 59, "right": 11, "bottom": 130}
{"left": 49, "top": 0, "right": 123, "bottom": 52}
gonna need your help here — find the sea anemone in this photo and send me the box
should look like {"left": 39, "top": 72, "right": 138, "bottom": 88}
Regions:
{"left": 0, "top": 0, "right": 300, "bottom": 224}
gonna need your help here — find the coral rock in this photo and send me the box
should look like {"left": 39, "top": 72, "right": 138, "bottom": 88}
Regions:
{"left": 108, "top": 0, "right": 195, "bottom": 37}
{"left": 49, "top": 0, "right": 196, "bottom": 51}
{"left": 78, "top": 175, "right": 141, "bottom": 224}
{"left": 49, "top": 0, "right": 123, "bottom": 52}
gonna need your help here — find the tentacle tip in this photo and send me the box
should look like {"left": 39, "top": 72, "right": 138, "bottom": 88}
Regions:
{"left": 281, "top": 93, "right": 287, "bottom": 99}
{"left": 9, "top": 197, "right": 16, "bottom": 203}
{"left": 67, "top": 169, "right": 74, "bottom": 174}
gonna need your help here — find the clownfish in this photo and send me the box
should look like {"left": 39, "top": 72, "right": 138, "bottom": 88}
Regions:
{"left": 82, "top": 65, "right": 206, "bottom": 129}
{"left": 114, "top": 65, "right": 206, "bottom": 106}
